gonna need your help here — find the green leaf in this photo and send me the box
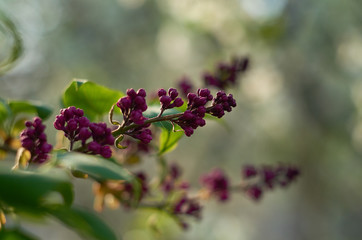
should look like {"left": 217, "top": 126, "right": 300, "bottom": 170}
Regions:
{"left": 50, "top": 206, "right": 117, "bottom": 240}
{"left": 0, "top": 169, "right": 73, "bottom": 211}
{"left": 143, "top": 105, "right": 182, "bottom": 131}
{"left": 143, "top": 105, "right": 184, "bottom": 154}
{"left": 158, "top": 125, "right": 183, "bottom": 155}
{"left": 62, "top": 80, "right": 124, "bottom": 121}
{"left": 8, "top": 100, "right": 53, "bottom": 120}
{"left": 56, "top": 152, "right": 133, "bottom": 182}
{"left": 0, "top": 98, "right": 10, "bottom": 125}
{"left": 0, "top": 228, "right": 39, "bottom": 240}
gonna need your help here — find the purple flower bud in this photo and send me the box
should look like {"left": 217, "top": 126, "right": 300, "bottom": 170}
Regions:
{"left": 100, "top": 146, "right": 112, "bottom": 158}
{"left": 63, "top": 108, "right": 73, "bottom": 121}
{"left": 130, "top": 110, "right": 144, "bottom": 125}
{"left": 174, "top": 98, "right": 184, "bottom": 107}
{"left": 137, "top": 88, "right": 146, "bottom": 97}
{"left": 41, "top": 143, "right": 53, "bottom": 153}
{"left": 134, "top": 96, "right": 146, "bottom": 108}
{"left": 66, "top": 119, "right": 78, "bottom": 132}
{"left": 33, "top": 117, "right": 42, "bottom": 126}
{"left": 38, "top": 133, "right": 47, "bottom": 142}
{"left": 168, "top": 88, "right": 178, "bottom": 100}
{"left": 173, "top": 196, "right": 202, "bottom": 219}
{"left": 22, "top": 138, "right": 34, "bottom": 149}
{"left": 182, "top": 110, "right": 194, "bottom": 120}
{"left": 105, "top": 135, "right": 115, "bottom": 145}
{"left": 22, "top": 128, "right": 35, "bottom": 137}
{"left": 263, "top": 167, "right": 276, "bottom": 188}
{"left": 79, "top": 127, "right": 92, "bottom": 142}
{"left": 126, "top": 89, "right": 137, "bottom": 99}
{"left": 200, "top": 168, "right": 229, "bottom": 202}
{"left": 219, "top": 191, "right": 229, "bottom": 201}
{"left": 242, "top": 165, "right": 258, "bottom": 179}
{"left": 88, "top": 141, "right": 101, "bottom": 154}
{"left": 247, "top": 185, "right": 263, "bottom": 201}
{"left": 194, "top": 97, "right": 208, "bottom": 107}
{"left": 34, "top": 123, "right": 46, "bottom": 133}
{"left": 197, "top": 106, "right": 206, "bottom": 116}
{"left": 195, "top": 117, "right": 206, "bottom": 127}
{"left": 89, "top": 123, "right": 104, "bottom": 136}
{"left": 158, "top": 88, "right": 167, "bottom": 97}
{"left": 137, "top": 129, "right": 152, "bottom": 144}
{"left": 187, "top": 93, "right": 197, "bottom": 103}
{"left": 198, "top": 88, "right": 210, "bottom": 97}
{"left": 228, "top": 94, "right": 236, "bottom": 107}
{"left": 183, "top": 127, "right": 193, "bottom": 137}
{"left": 286, "top": 167, "right": 300, "bottom": 182}
{"left": 54, "top": 115, "right": 65, "bottom": 130}
{"left": 25, "top": 121, "right": 33, "bottom": 128}
{"left": 170, "top": 163, "right": 181, "bottom": 180}
{"left": 117, "top": 97, "right": 132, "bottom": 111}
{"left": 78, "top": 116, "right": 90, "bottom": 128}
{"left": 160, "top": 95, "right": 172, "bottom": 108}
{"left": 75, "top": 108, "right": 84, "bottom": 117}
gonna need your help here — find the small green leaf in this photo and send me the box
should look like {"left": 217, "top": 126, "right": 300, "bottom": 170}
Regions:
{"left": 158, "top": 125, "right": 183, "bottom": 155}
{"left": 56, "top": 152, "right": 133, "bottom": 182}
{"left": 62, "top": 80, "right": 124, "bottom": 121}
{"left": 11, "top": 117, "right": 27, "bottom": 136}
{"left": 0, "top": 169, "right": 74, "bottom": 211}
{"left": 50, "top": 206, "right": 117, "bottom": 240}
{"left": 8, "top": 100, "right": 52, "bottom": 120}
{"left": 144, "top": 105, "right": 181, "bottom": 131}
{"left": 0, "top": 228, "right": 39, "bottom": 240}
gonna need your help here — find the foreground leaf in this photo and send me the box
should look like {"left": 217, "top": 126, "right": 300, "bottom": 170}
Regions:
{"left": 50, "top": 206, "right": 117, "bottom": 240}
{"left": 0, "top": 169, "right": 73, "bottom": 211}
{"left": 0, "top": 228, "right": 38, "bottom": 240}
{"left": 8, "top": 100, "right": 52, "bottom": 120}
{"left": 62, "top": 80, "right": 124, "bottom": 121}
{"left": 56, "top": 152, "right": 133, "bottom": 182}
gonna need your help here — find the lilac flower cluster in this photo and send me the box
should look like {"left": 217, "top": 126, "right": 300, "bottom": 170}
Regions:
{"left": 117, "top": 89, "right": 148, "bottom": 125}
{"left": 172, "top": 89, "right": 212, "bottom": 137}
{"left": 121, "top": 172, "right": 148, "bottom": 204}
{"left": 242, "top": 164, "right": 300, "bottom": 201}
{"left": 173, "top": 194, "right": 202, "bottom": 229}
{"left": 200, "top": 168, "right": 229, "bottom": 202}
{"left": 162, "top": 163, "right": 189, "bottom": 194}
{"left": 116, "top": 89, "right": 152, "bottom": 144}
{"left": 158, "top": 88, "right": 184, "bottom": 112}
{"left": 54, "top": 106, "right": 114, "bottom": 158}
{"left": 203, "top": 57, "right": 249, "bottom": 90}
{"left": 172, "top": 89, "right": 236, "bottom": 136}
{"left": 20, "top": 117, "right": 52, "bottom": 164}
{"left": 209, "top": 91, "right": 237, "bottom": 118}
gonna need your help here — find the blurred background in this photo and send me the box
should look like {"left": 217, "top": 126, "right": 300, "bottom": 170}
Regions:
{"left": 1, "top": 0, "right": 362, "bottom": 239}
